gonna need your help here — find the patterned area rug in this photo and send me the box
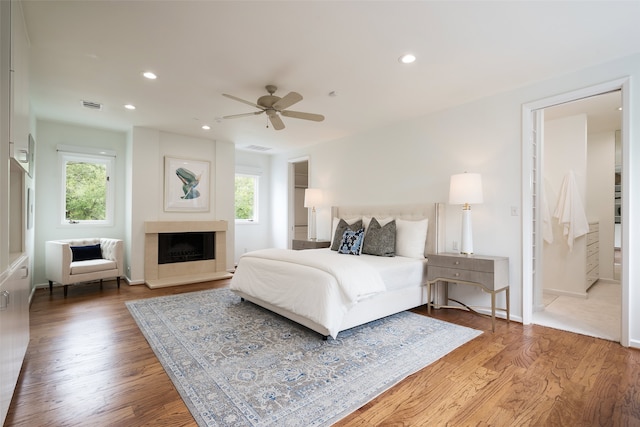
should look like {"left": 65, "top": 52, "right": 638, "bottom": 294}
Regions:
{"left": 126, "top": 288, "right": 482, "bottom": 426}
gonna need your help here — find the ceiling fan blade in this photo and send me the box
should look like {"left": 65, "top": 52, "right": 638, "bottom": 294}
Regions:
{"left": 281, "top": 110, "right": 325, "bottom": 122}
{"left": 222, "top": 93, "right": 263, "bottom": 109}
{"left": 223, "top": 111, "right": 264, "bottom": 119}
{"left": 269, "top": 114, "right": 285, "bottom": 130}
{"left": 273, "top": 91, "right": 303, "bottom": 110}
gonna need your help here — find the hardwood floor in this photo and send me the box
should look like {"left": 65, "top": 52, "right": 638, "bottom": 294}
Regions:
{"left": 5, "top": 280, "right": 640, "bottom": 426}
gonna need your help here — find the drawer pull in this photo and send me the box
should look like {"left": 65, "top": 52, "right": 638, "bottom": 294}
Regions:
{"left": 454, "top": 261, "right": 460, "bottom": 265}
{"left": 454, "top": 272, "right": 460, "bottom": 277}
{"left": 0, "top": 290, "right": 9, "bottom": 311}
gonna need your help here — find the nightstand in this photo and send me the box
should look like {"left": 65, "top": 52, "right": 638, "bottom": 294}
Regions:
{"left": 426, "top": 253, "right": 509, "bottom": 332}
{"left": 292, "top": 239, "right": 331, "bottom": 250}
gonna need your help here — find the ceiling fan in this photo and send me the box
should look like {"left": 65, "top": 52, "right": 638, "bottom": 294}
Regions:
{"left": 222, "top": 85, "right": 324, "bottom": 130}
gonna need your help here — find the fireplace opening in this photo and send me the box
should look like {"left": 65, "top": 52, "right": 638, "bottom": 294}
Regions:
{"left": 158, "top": 232, "right": 215, "bottom": 265}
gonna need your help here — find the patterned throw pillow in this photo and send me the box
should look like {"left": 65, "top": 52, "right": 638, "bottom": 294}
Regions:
{"left": 331, "top": 219, "right": 363, "bottom": 251}
{"left": 338, "top": 228, "right": 365, "bottom": 255}
{"left": 362, "top": 217, "right": 396, "bottom": 257}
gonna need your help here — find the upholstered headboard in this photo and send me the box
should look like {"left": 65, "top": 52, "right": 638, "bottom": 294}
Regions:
{"left": 330, "top": 203, "right": 444, "bottom": 258}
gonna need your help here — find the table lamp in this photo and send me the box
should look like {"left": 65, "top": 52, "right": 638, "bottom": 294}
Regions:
{"left": 304, "top": 188, "right": 322, "bottom": 241}
{"left": 449, "top": 172, "right": 483, "bottom": 254}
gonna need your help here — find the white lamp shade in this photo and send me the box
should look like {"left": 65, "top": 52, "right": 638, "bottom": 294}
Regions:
{"left": 449, "top": 173, "right": 483, "bottom": 205}
{"left": 304, "top": 188, "right": 322, "bottom": 208}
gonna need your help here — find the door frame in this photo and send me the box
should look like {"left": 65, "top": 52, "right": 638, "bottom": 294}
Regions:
{"left": 521, "top": 77, "right": 630, "bottom": 346}
{"left": 287, "top": 156, "right": 309, "bottom": 248}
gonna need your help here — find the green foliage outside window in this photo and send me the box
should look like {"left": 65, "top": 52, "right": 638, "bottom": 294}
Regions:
{"left": 65, "top": 161, "right": 107, "bottom": 221}
{"left": 235, "top": 174, "right": 256, "bottom": 221}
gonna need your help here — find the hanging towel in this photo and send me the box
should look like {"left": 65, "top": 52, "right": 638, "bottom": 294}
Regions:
{"left": 552, "top": 170, "right": 589, "bottom": 251}
{"left": 542, "top": 179, "right": 553, "bottom": 244}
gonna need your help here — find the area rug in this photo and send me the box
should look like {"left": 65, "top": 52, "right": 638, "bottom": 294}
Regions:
{"left": 126, "top": 288, "right": 482, "bottom": 426}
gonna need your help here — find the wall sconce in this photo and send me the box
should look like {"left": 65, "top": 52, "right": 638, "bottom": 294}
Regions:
{"left": 304, "top": 188, "right": 322, "bottom": 241}
{"left": 449, "top": 172, "right": 483, "bottom": 254}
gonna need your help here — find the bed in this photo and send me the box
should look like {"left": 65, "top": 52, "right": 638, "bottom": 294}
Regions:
{"left": 230, "top": 203, "right": 444, "bottom": 339}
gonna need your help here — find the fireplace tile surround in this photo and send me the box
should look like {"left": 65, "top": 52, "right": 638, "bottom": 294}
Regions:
{"left": 144, "top": 221, "right": 232, "bottom": 288}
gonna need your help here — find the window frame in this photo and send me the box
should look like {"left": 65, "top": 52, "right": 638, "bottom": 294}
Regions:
{"left": 58, "top": 148, "right": 115, "bottom": 227}
{"left": 235, "top": 169, "right": 260, "bottom": 225}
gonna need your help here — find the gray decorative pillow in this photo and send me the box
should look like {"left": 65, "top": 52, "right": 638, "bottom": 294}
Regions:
{"left": 362, "top": 217, "right": 396, "bottom": 257}
{"left": 331, "top": 219, "right": 363, "bottom": 251}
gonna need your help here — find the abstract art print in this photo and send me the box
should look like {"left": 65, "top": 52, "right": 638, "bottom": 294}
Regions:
{"left": 164, "top": 156, "right": 210, "bottom": 212}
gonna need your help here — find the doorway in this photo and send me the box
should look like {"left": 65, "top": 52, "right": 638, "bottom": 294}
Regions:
{"left": 521, "top": 78, "right": 630, "bottom": 346}
{"left": 287, "top": 157, "right": 309, "bottom": 247}
{"left": 535, "top": 91, "right": 622, "bottom": 341}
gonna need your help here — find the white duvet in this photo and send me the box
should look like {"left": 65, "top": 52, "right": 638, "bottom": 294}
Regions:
{"left": 230, "top": 248, "right": 387, "bottom": 338}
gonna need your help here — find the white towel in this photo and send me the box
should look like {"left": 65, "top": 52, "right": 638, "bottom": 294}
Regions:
{"left": 552, "top": 170, "right": 589, "bottom": 251}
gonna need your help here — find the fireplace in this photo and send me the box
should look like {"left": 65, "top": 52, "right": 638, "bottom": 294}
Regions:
{"left": 144, "top": 221, "right": 231, "bottom": 288}
{"left": 158, "top": 232, "right": 215, "bottom": 264}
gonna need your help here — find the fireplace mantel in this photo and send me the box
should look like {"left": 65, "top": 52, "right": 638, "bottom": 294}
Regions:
{"left": 144, "top": 220, "right": 232, "bottom": 288}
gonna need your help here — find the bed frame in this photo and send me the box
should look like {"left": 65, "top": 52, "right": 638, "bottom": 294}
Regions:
{"left": 234, "top": 203, "right": 445, "bottom": 338}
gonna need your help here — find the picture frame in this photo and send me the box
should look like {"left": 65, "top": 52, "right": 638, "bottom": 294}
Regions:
{"left": 164, "top": 156, "right": 210, "bottom": 212}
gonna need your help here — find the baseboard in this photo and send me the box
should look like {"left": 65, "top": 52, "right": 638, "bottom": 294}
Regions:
{"left": 125, "top": 276, "right": 146, "bottom": 285}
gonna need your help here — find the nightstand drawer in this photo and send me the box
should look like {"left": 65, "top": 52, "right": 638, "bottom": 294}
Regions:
{"left": 428, "top": 254, "right": 495, "bottom": 273}
{"left": 292, "top": 240, "right": 330, "bottom": 250}
{"left": 427, "top": 265, "right": 495, "bottom": 289}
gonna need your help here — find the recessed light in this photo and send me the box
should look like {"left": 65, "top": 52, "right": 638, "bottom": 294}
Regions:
{"left": 124, "top": 104, "right": 136, "bottom": 110}
{"left": 143, "top": 71, "right": 157, "bottom": 80}
{"left": 399, "top": 54, "right": 416, "bottom": 64}
{"left": 201, "top": 125, "right": 211, "bottom": 130}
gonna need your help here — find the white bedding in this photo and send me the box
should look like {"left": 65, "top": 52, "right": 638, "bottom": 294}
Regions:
{"left": 230, "top": 248, "right": 425, "bottom": 338}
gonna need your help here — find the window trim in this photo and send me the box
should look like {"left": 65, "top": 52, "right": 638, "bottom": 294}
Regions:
{"left": 58, "top": 148, "right": 115, "bottom": 227}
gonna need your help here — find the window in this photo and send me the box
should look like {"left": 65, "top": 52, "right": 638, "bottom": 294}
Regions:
{"left": 235, "top": 173, "right": 259, "bottom": 223}
{"left": 59, "top": 148, "right": 114, "bottom": 226}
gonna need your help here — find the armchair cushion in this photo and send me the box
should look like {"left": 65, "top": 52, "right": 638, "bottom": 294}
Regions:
{"left": 70, "top": 259, "right": 118, "bottom": 275}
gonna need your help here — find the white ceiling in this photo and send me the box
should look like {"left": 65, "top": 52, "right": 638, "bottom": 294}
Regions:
{"left": 21, "top": 1, "right": 640, "bottom": 153}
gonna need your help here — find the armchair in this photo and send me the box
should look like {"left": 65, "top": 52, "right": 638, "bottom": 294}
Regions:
{"left": 45, "top": 238, "right": 124, "bottom": 297}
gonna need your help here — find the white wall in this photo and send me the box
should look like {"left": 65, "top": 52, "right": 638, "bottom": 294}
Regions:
{"left": 126, "top": 127, "right": 235, "bottom": 283}
{"left": 542, "top": 115, "right": 588, "bottom": 297}
{"left": 270, "top": 52, "right": 640, "bottom": 348}
{"left": 33, "top": 120, "right": 127, "bottom": 285}
{"left": 234, "top": 150, "right": 271, "bottom": 263}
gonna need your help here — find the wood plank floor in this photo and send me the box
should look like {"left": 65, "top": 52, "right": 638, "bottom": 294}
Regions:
{"left": 5, "top": 280, "right": 640, "bottom": 426}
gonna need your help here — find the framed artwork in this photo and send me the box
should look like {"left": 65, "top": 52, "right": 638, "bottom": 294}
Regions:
{"left": 164, "top": 156, "right": 210, "bottom": 212}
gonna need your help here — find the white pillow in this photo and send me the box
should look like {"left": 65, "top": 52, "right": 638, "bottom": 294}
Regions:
{"left": 395, "top": 218, "right": 428, "bottom": 259}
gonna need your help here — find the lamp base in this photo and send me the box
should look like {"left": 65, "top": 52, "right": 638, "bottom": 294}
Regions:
{"left": 308, "top": 208, "right": 317, "bottom": 241}
{"left": 460, "top": 208, "right": 474, "bottom": 255}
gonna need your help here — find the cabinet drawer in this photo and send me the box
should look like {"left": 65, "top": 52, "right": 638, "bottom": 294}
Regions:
{"left": 428, "top": 254, "right": 494, "bottom": 273}
{"left": 586, "top": 255, "right": 599, "bottom": 274}
{"left": 587, "top": 232, "right": 598, "bottom": 246}
{"left": 589, "top": 222, "right": 599, "bottom": 232}
{"left": 587, "top": 242, "right": 599, "bottom": 258}
{"left": 427, "top": 266, "right": 495, "bottom": 289}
